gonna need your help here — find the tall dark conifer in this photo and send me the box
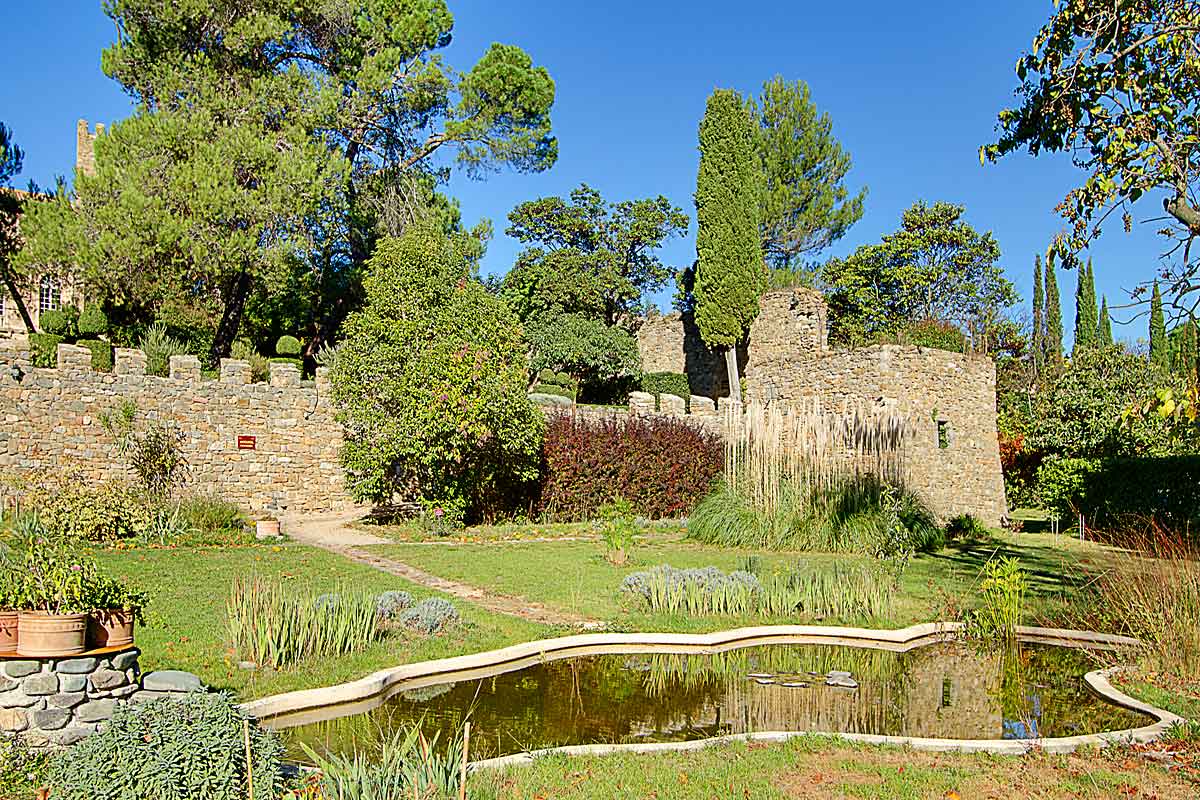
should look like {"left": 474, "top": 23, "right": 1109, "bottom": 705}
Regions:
{"left": 1073, "top": 259, "right": 1098, "bottom": 354}
{"left": 1044, "top": 258, "right": 1063, "bottom": 363}
{"left": 1098, "top": 296, "right": 1113, "bottom": 346}
{"left": 1149, "top": 281, "right": 1168, "bottom": 370}
{"left": 1032, "top": 254, "right": 1044, "bottom": 370}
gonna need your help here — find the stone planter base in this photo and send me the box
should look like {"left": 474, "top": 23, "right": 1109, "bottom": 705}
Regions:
{"left": 17, "top": 612, "right": 88, "bottom": 657}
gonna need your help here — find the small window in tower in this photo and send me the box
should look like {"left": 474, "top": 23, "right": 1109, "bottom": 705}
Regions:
{"left": 941, "top": 677, "right": 953, "bottom": 708}
{"left": 38, "top": 276, "right": 61, "bottom": 312}
{"left": 937, "top": 420, "right": 950, "bottom": 449}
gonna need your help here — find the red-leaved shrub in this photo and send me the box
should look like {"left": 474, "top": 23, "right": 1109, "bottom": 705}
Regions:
{"left": 538, "top": 413, "right": 723, "bottom": 521}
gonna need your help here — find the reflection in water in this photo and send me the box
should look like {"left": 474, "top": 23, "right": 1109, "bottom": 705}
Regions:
{"left": 279, "top": 643, "right": 1146, "bottom": 761}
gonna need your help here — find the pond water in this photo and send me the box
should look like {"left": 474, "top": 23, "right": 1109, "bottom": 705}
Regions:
{"left": 276, "top": 642, "right": 1148, "bottom": 761}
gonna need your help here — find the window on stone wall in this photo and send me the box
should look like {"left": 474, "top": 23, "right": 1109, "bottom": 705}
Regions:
{"left": 937, "top": 420, "right": 950, "bottom": 449}
{"left": 941, "top": 677, "right": 953, "bottom": 708}
{"left": 38, "top": 276, "right": 61, "bottom": 312}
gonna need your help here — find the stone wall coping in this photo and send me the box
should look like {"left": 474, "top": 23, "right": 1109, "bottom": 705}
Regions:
{"left": 242, "top": 623, "right": 1172, "bottom": 761}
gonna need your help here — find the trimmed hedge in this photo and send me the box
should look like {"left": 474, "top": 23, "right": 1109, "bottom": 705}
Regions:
{"left": 1036, "top": 455, "right": 1200, "bottom": 531}
{"left": 275, "top": 335, "right": 302, "bottom": 356}
{"left": 530, "top": 382, "right": 574, "bottom": 401}
{"left": 38, "top": 309, "right": 72, "bottom": 337}
{"left": 29, "top": 333, "right": 64, "bottom": 367}
{"left": 538, "top": 413, "right": 723, "bottom": 521}
{"left": 641, "top": 371, "right": 691, "bottom": 411}
{"left": 77, "top": 305, "right": 108, "bottom": 337}
{"left": 77, "top": 339, "right": 114, "bottom": 372}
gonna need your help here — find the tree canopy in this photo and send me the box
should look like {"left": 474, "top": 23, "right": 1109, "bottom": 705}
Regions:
{"left": 822, "top": 201, "right": 1016, "bottom": 346}
{"left": 0, "top": 122, "right": 34, "bottom": 332}
{"left": 19, "top": 0, "right": 557, "bottom": 362}
{"left": 983, "top": 1, "right": 1200, "bottom": 314}
{"left": 694, "top": 89, "right": 766, "bottom": 353}
{"left": 748, "top": 76, "right": 866, "bottom": 270}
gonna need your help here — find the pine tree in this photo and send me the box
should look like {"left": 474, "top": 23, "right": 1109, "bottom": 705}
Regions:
{"left": 695, "top": 88, "right": 766, "bottom": 397}
{"left": 1032, "top": 254, "right": 1044, "bottom": 369}
{"left": 1044, "top": 258, "right": 1063, "bottom": 363}
{"left": 1073, "top": 259, "right": 1098, "bottom": 354}
{"left": 1149, "top": 281, "right": 1168, "bottom": 370}
{"left": 1098, "top": 295, "right": 1113, "bottom": 346}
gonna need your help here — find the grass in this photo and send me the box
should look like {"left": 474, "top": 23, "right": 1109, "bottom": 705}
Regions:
{"left": 469, "top": 736, "right": 1199, "bottom": 799}
{"left": 91, "top": 542, "right": 550, "bottom": 700}
{"left": 367, "top": 528, "right": 1114, "bottom": 629}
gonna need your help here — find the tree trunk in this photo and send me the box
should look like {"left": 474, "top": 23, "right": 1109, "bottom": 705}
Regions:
{"left": 724, "top": 347, "right": 741, "bottom": 405}
{"left": 0, "top": 265, "right": 36, "bottom": 332}
{"left": 209, "top": 270, "right": 252, "bottom": 366}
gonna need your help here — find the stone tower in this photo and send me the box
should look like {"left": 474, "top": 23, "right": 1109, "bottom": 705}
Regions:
{"left": 76, "top": 119, "right": 103, "bottom": 176}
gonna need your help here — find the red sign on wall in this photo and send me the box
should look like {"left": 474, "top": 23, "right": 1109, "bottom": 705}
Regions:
{"left": 237, "top": 435, "right": 256, "bottom": 451}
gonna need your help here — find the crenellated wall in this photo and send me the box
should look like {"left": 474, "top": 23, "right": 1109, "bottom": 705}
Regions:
{"left": 0, "top": 342, "right": 353, "bottom": 516}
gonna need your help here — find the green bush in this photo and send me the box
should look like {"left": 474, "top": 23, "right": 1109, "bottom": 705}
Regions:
{"left": 0, "top": 736, "right": 51, "bottom": 799}
{"left": 641, "top": 371, "right": 691, "bottom": 410}
{"left": 77, "top": 338, "right": 114, "bottom": 371}
{"left": 49, "top": 692, "right": 282, "bottom": 800}
{"left": 275, "top": 334, "right": 302, "bottom": 356}
{"left": 178, "top": 493, "right": 248, "bottom": 541}
{"left": 879, "top": 319, "right": 967, "bottom": 352}
{"left": 139, "top": 321, "right": 189, "bottom": 377}
{"left": 11, "top": 474, "right": 153, "bottom": 541}
{"left": 38, "top": 308, "right": 71, "bottom": 336}
{"left": 1035, "top": 455, "right": 1200, "bottom": 531}
{"left": 524, "top": 312, "right": 642, "bottom": 396}
{"left": 29, "top": 332, "right": 64, "bottom": 367}
{"left": 77, "top": 304, "right": 109, "bottom": 337}
{"left": 530, "top": 382, "right": 574, "bottom": 401}
{"left": 331, "top": 226, "right": 544, "bottom": 521}
{"left": 230, "top": 340, "right": 270, "bottom": 382}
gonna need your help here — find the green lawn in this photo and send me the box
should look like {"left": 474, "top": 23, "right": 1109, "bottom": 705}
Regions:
{"left": 91, "top": 543, "right": 552, "bottom": 700}
{"left": 469, "top": 736, "right": 1199, "bottom": 799}
{"left": 367, "top": 528, "right": 1115, "bottom": 630}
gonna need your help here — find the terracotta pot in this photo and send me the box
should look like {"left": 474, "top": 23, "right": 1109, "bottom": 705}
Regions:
{"left": 88, "top": 608, "right": 135, "bottom": 649}
{"left": 17, "top": 611, "right": 88, "bottom": 657}
{"left": 256, "top": 519, "right": 281, "bottom": 538}
{"left": 0, "top": 610, "right": 17, "bottom": 654}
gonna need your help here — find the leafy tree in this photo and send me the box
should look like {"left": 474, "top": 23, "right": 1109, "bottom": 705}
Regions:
{"left": 0, "top": 122, "right": 35, "bottom": 333}
{"left": 1073, "top": 260, "right": 1099, "bottom": 354}
{"left": 1150, "top": 281, "right": 1170, "bottom": 369}
{"left": 503, "top": 184, "right": 687, "bottom": 326}
{"left": 822, "top": 201, "right": 1016, "bottom": 345}
{"left": 747, "top": 76, "right": 866, "bottom": 270}
{"left": 523, "top": 313, "right": 641, "bottom": 390}
{"left": 1098, "top": 296, "right": 1114, "bottom": 346}
{"left": 330, "top": 225, "right": 542, "bottom": 522}
{"left": 1031, "top": 346, "right": 1183, "bottom": 459}
{"left": 983, "top": 2, "right": 1200, "bottom": 309}
{"left": 1045, "top": 259, "right": 1064, "bottom": 364}
{"left": 694, "top": 89, "right": 765, "bottom": 394}
{"left": 22, "top": 1, "right": 557, "bottom": 361}
{"left": 1032, "top": 254, "right": 1045, "bottom": 370}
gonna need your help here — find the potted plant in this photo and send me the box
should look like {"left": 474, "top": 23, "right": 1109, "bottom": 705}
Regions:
{"left": 87, "top": 575, "right": 149, "bottom": 648}
{"left": 14, "top": 526, "right": 95, "bottom": 657}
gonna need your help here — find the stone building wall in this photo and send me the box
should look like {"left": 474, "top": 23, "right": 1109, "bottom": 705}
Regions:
{"left": 635, "top": 289, "right": 1007, "bottom": 524}
{"left": 0, "top": 342, "right": 353, "bottom": 516}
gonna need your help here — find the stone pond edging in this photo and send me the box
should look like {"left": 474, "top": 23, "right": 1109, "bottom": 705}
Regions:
{"left": 240, "top": 622, "right": 1183, "bottom": 762}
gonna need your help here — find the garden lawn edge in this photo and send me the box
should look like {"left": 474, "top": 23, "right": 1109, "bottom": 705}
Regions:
{"left": 240, "top": 622, "right": 1181, "bottom": 759}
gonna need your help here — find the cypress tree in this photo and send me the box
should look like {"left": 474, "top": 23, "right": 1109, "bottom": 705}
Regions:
{"left": 695, "top": 88, "right": 766, "bottom": 397}
{"left": 1073, "top": 259, "right": 1098, "bottom": 354}
{"left": 1032, "top": 254, "right": 1044, "bottom": 369}
{"left": 1149, "top": 281, "right": 1168, "bottom": 370}
{"left": 1044, "top": 258, "right": 1063, "bottom": 363}
{"left": 1098, "top": 295, "right": 1113, "bottom": 346}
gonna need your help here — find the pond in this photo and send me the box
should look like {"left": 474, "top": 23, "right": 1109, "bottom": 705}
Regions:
{"left": 275, "top": 642, "right": 1148, "bottom": 761}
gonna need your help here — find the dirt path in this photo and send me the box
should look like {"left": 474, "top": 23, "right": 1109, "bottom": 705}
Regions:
{"left": 283, "top": 512, "right": 603, "bottom": 629}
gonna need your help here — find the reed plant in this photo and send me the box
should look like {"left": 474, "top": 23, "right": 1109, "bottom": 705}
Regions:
{"left": 298, "top": 722, "right": 465, "bottom": 800}
{"left": 227, "top": 577, "right": 380, "bottom": 669}
{"left": 968, "top": 556, "right": 1026, "bottom": 642}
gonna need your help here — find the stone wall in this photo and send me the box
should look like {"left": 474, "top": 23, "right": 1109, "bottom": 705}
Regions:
{"left": 634, "top": 289, "right": 1007, "bottom": 524}
{"left": 0, "top": 342, "right": 353, "bottom": 516}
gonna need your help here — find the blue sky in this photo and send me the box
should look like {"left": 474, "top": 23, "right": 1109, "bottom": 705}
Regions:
{"left": 0, "top": 1, "right": 1170, "bottom": 344}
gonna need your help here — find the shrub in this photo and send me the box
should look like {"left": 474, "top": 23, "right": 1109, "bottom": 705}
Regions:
{"left": 967, "top": 556, "right": 1026, "bottom": 641}
{"left": 77, "top": 304, "right": 109, "bottom": 337}
{"left": 230, "top": 340, "right": 270, "bottom": 382}
{"left": 139, "top": 321, "right": 189, "bottom": 377}
{"left": 598, "top": 497, "right": 636, "bottom": 565}
{"left": 375, "top": 590, "right": 414, "bottom": 621}
{"left": 946, "top": 513, "right": 990, "bottom": 541}
{"left": 331, "top": 226, "right": 544, "bottom": 521}
{"left": 228, "top": 577, "right": 380, "bottom": 669}
{"left": 100, "top": 400, "right": 188, "bottom": 497}
{"left": 77, "top": 338, "right": 114, "bottom": 371}
{"left": 524, "top": 312, "right": 642, "bottom": 395}
{"left": 400, "top": 597, "right": 459, "bottom": 635}
{"left": 529, "top": 382, "right": 574, "bottom": 401}
{"left": 9, "top": 473, "right": 154, "bottom": 542}
{"left": 871, "top": 319, "right": 966, "bottom": 352}
{"left": 177, "top": 493, "right": 248, "bottom": 542}
{"left": 621, "top": 565, "right": 761, "bottom": 616}
{"left": 49, "top": 692, "right": 282, "bottom": 800}
{"left": 640, "top": 371, "right": 691, "bottom": 409}
{"left": 299, "top": 723, "right": 465, "bottom": 800}
{"left": 538, "top": 413, "right": 723, "bottom": 521}
{"left": 0, "top": 736, "right": 51, "bottom": 799}
{"left": 1035, "top": 455, "right": 1200, "bottom": 531}
{"left": 276, "top": 334, "right": 302, "bottom": 356}
{"left": 28, "top": 332, "right": 63, "bottom": 367}
{"left": 38, "top": 308, "right": 71, "bottom": 336}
